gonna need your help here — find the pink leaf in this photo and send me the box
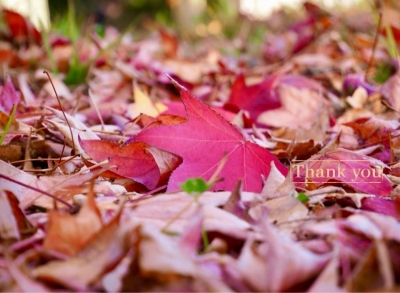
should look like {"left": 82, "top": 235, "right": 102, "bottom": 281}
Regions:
{"left": 292, "top": 148, "right": 392, "bottom": 196}
{"left": 0, "top": 76, "right": 20, "bottom": 113}
{"left": 163, "top": 100, "right": 236, "bottom": 122}
{"left": 131, "top": 78, "right": 288, "bottom": 192}
{"left": 80, "top": 138, "right": 180, "bottom": 189}
{"left": 224, "top": 74, "right": 281, "bottom": 121}
{"left": 361, "top": 197, "right": 400, "bottom": 219}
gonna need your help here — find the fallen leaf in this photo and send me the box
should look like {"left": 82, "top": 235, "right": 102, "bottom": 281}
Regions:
{"left": 33, "top": 211, "right": 134, "bottom": 291}
{"left": 381, "top": 72, "right": 400, "bottom": 113}
{"left": 258, "top": 83, "right": 329, "bottom": 130}
{"left": 0, "top": 144, "right": 23, "bottom": 162}
{"left": 224, "top": 74, "right": 281, "bottom": 121}
{"left": 131, "top": 78, "right": 288, "bottom": 192}
{"left": 0, "top": 76, "right": 20, "bottom": 113}
{"left": 292, "top": 148, "right": 392, "bottom": 196}
{"left": 361, "top": 197, "right": 400, "bottom": 219}
{"left": 80, "top": 138, "right": 180, "bottom": 189}
{"left": 260, "top": 161, "right": 289, "bottom": 199}
{"left": 362, "top": 210, "right": 400, "bottom": 241}
{"left": 147, "top": 145, "right": 182, "bottom": 186}
{"left": 2, "top": 9, "right": 42, "bottom": 43}
{"left": 138, "top": 113, "right": 187, "bottom": 130}
{"left": 308, "top": 248, "right": 342, "bottom": 292}
{"left": 17, "top": 73, "right": 36, "bottom": 105}
{"left": 44, "top": 107, "right": 100, "bottom": 157}
{"left": 344, "top": 117, "right": 400, "bottom": 162}
{"left": 121, "top": 223, "right": 231, "bottom": 292}
{"left": 344, "top": 240, "right": 394, "bottom": 292}
{"left": 2, "top": 4, "right": 400, "bottom": 291}
{"left": 343, "top": 73, "right": 378, "bottom": 95}
{"left": 380, "top": 0, "right": 400, "bottom": 44}
{"left": 129, "top": 191, "right": 251, "bottom": 239}
{"left": 0, "top": 42, "right": 14, "bottom": 65}
{"left": 42, "top": 186, "right": 103, "bottom": 256}
{"left": 223, "top": 180, "right": 250, "bottom": 221}
{"left": 178, "top": 207, "right": 203, "bottom": 256}
{"left": 235, "top": 235, "right": 269, "bottom": 291}
{"left": 261, "top": 219, "right": 330, "bottom": 291}
{"left": 126, "top": 82, "right": 167, "bottom": 119}
{"left": 0, "top": 190, "right": 34, "bottom": 241}
{"left": 251, "top": 195, "right": 309, "bottom": 230}
{"left": 346, "top": 87, "right": 368, "bottom": 109}
{"left": 5, "top": 254, "right": 50, "bottom": 292}
{"left": 163, "top": 100, "right": 236, "bottom": 122}
{"left": 159, "top": 27, "right": 179, "bottom": 58}
{"left": 236, "top": 218, "right": 330, "bottom": 291}
{"left": 0, "top": 160, "right": 94, "bottom": 209}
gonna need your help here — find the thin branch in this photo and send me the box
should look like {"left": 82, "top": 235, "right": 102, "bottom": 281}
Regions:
{"left": 0, "top": 174, "right": 73, "bottom": 209}
{"left": 43, "top": 70, "right": 76, "bottom": 151}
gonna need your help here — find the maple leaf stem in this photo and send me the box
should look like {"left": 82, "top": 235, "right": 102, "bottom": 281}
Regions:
{"left": 43, "top": 70, "right": 76, "bottom": 153}
{"left": 0, "top": 174, "right": 73, "bottom": 209}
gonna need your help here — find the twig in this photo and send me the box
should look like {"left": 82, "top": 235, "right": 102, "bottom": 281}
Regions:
{"left": 88, "top": 89, "right": 105, "bottom": 131}
{"left": 0, "top": 174, "right": 73, "bottom": 209}
{"left": 43, "top": 70, "right": 75, "bottom": 151}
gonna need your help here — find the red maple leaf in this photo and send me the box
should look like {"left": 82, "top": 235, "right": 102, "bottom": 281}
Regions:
{"left": 130, "top": 78, "right": 288, "bottom": 192}
{"left": 80, "top": 139, "right": 181, "bottom": 189}
{"left": 3, "top": 9, "right": 42, "bottom": 43}
{"left": 224, "top": 74, "right": 281, "bottom": 121}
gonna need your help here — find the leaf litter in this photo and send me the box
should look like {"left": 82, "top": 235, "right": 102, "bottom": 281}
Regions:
{"left": 2, "top": 2, "right": 400, "bottom": 292}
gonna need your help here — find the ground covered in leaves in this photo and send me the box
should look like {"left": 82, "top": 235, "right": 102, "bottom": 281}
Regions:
{"left": 2, "top": 2, "right": 400, "bottom": 292}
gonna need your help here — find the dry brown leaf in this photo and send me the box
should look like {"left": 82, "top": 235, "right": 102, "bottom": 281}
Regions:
{"left": 0, "top": 160, "right": 94, "bottom": 209}
{"left": 33, "top": 211, "right": 134, "bottom": 291}
{"left": 42, "top": 186, "right": 103, "bottom": 256}
{"left": 258, "top": 85, "right": 329, "bottom": 130}
{"left": 261, "top": 219, "right": 330, "bottom": 291}
{"left": 129, "top": 192, "right": 251, "bottom": 239}
{"left": 344, "top": 240, "right": 394, "bottom": 292}
{"left": 0, "top": 190, "right": 35, "bottom": 241}
{"left": 308, "top": 248, "right": 343, "bottom": 292}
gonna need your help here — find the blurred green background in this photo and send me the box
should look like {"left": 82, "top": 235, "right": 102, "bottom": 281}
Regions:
{"left": 48, "top": 0, "right": 240, "bottom": 38}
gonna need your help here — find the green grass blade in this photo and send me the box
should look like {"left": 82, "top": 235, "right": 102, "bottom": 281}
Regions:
{"left": 0, "top": 103, "right": 18, "bottom": 145}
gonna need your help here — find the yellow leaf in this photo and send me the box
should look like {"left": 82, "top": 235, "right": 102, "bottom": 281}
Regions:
{"left": 127, "top": 84, "right": 167, "bottom": 119}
